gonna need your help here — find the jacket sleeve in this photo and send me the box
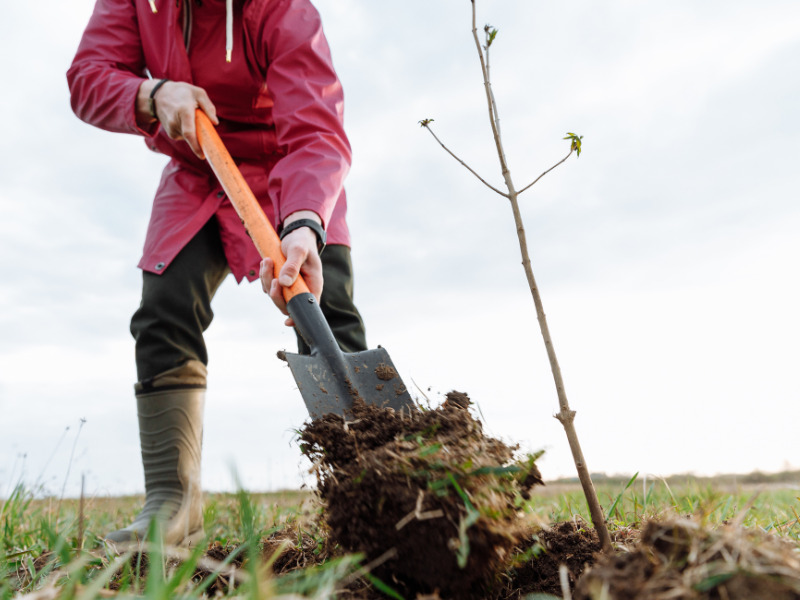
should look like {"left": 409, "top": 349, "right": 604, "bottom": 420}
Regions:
{"left": 258, "top": 0, "right": 352, "bottom": 229}
{"left": 67, "top": 0, "right": 151, "bottom": 135}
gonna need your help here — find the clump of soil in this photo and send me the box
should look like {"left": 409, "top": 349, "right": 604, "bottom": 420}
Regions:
{"left": 192, "top": 541, "right": 246, "bottom": 596}
{"left": 493, "top": 519, "right": 602, "bottom": 598}
{"left": 298, "top": 391, "right": 544, "bottom": 598}
{"left": 574, "top": 517, "right": 800, "bottom": 600}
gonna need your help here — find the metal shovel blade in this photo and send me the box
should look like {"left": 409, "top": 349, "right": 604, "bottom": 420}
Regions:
{"left": 284, "top": 294, "right": 415, "bottom": 419}
{"left": 284, "top": 349, "right": 413, "bottom": 419}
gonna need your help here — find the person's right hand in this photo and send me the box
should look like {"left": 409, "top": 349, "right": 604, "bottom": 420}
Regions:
{"left": 259, "top": 211, "right": 325, "bottom": 327}
{"left": 137, "top": 79, "right": 218, "bottom": 159}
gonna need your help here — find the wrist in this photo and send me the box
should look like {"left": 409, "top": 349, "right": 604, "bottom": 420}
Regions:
{"left": 148, "top": 78, "right": 170, "bottom": 120}
{"left": 278, "top": 218, "right": 326, "bottom": 254}
{"left": 136, "top": 79, "right": 158, "bottom": 126}
{"left": 282, "top": 210, "right": 321, "bottom": 227}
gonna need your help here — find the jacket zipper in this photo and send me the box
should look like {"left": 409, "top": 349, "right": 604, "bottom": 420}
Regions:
{"left": 182, "top": 0, "right": 193, "bottom": 51}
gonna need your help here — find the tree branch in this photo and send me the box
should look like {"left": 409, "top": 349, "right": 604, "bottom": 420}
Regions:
{"left": 471, "top": 1, "right": 510, "bottom": 180}
{"left": 517, "top": 147, "right": 574, "bottom": 196}
{"left": 420, "top": 123, "right": 508, "bottom": 197}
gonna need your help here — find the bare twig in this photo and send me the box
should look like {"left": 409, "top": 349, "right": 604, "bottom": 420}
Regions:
{"left": 420, "top": 123, "right": 507, "bottom": 197}
{"left": 471, "top": 5, "right": 509, "bottom": 180}
{"left": 483, "top": 26, "right": 503, "bottom": 142}
{"left": 518, "top": 147, "right": 574, "bottom": 195}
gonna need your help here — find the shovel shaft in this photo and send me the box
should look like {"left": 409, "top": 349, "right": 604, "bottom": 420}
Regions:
{"left": 195, "top": 109, "right": 415, "bottom": 418}
{"left": 195, "top": 109, "right": 309, "bottom": 302}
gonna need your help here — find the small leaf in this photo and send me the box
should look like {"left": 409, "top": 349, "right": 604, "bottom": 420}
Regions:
{"left": 419, "top": 118, "right": 434, "bottom": 127}
{"left": 563, "top": 132, "right": 584, "bottom": 157}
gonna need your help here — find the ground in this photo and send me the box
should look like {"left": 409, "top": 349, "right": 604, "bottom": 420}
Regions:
{"left": 6, "top": 394, "right": 800, "bottom": 599}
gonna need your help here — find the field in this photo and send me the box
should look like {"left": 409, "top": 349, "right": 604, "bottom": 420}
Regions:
{"left": 2, "top": 469, "right": 799, "bottom": 599}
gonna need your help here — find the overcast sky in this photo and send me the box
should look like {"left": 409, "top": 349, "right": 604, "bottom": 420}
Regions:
{"left": 2, "top": 0, "right": 799, "bottom": 499}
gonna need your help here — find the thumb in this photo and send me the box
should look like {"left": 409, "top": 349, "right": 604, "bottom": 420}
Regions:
{"left": 278, "top": 248, "right": 304, "bottom": 287}
{"left": 197, "top": 93, "right": 218, "bottom": 125}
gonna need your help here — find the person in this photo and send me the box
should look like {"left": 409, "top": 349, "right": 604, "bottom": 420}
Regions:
{"left": 67, "top": 0, "right": 366, "bottom": 546}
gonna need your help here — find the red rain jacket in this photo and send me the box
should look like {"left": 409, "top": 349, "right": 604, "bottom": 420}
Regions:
{"left": 67, "top": 0, "right": 352, "bottom": 282}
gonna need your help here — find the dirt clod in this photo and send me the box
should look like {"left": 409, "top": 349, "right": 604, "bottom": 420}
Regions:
{"left": 299, "top": 392, "right": 544, "bottom": 598}
{"left": 495, "top": 519, "right": 601, "bottom": 598}
{"left": 374, "top": 363, "right": 398, "bottom": 381}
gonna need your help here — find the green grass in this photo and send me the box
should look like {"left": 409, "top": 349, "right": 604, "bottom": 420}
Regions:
{"left": 526, "top": 474, "right": 800, "bottom": 542}
{"left": 0, "top": 485, "right": 341, "bottom": 599}
{"left": 2, "top": 474, "right": 799, "bottom": 599}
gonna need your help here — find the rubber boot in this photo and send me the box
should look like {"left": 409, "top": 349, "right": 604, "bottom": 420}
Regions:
{"left": 105, "top": 387, "right": 205, "bottom": 548}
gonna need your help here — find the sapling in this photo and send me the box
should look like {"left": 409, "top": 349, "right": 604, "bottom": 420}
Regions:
{"left": 420, "top": 0, "right": 612, "bottom": 551}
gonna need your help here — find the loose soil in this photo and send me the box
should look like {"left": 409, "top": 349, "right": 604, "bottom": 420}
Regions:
{"left": 574, "top": 518, "right": 800, "bottom": 600}
{"left": 255, "top": 515, "right": 800, "bottom": 600}
{"left": 297, "top": 391, "right": 544, "bottom": 598}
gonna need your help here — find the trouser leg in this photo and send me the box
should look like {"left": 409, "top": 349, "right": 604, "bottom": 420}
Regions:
{"left": 296, "top": 244, "right": 367, "bottom": 355}
{"left": 130, "top": 218, "right": 230, "bottom": 383}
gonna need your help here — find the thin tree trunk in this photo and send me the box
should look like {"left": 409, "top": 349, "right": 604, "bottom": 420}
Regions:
{"left": 470, "top": 0, "right": 612, "bottom": 552}
{"left": 508, "top": 189, "right": 612, "bottom": 552}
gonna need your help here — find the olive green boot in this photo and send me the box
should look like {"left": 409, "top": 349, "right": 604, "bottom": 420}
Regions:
{"left": 105, "top": 387, "right": 205, "bottom": 548}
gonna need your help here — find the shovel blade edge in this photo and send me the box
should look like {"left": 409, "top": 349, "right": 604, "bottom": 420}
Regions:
{"left": 284, "top": 347, "right": 415, "bottom": 419}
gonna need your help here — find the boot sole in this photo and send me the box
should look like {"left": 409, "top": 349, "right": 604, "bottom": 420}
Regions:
{"left": 103, "top": 528, "right": 206, "bottom": 553}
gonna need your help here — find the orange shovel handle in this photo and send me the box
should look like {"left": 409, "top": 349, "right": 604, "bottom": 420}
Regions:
{"left": 195, "top": 109, "right": 310, "bottom": 302}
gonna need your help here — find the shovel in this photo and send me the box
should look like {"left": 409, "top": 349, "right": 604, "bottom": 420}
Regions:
{"left": 195, "top": 109, "right": 415, "bottom": 419}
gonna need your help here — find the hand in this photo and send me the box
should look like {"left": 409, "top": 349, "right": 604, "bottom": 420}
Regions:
{"left": 259, "top": 212, "right": 324, "bottom": 327}
{"left": 137, "top": 79, "right": 218, "bottom": 159}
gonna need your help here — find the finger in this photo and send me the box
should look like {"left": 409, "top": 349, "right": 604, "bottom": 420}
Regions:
{"left": 269, "top": 279, "right": 289, "bottom": 315}
{"left": 278, "top": 246, "right": 304, "bottom": 288}
{"left": 299, "top": 258, "right": 323, "bottom": 301}
{"left": 181, "top": 108, "right": 204, "bottom": 159}
{"left": 259, "top": 258, "right": 275, "bottom": 294}
{"left": 197, "top": 92, "right": 219, "bottom": 126}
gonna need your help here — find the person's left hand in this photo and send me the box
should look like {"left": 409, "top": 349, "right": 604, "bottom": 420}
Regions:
{"left": 260, "top": 211, "right": 324, "bottom": 327}
{"left": 136, "top": 79, "right": 218, "bottom": 158}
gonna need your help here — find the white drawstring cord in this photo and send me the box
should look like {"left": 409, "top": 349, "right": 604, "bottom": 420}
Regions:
{"left": 225, "top": 0, "right": 233, "bottom": 62}
{"left": 150, "top": 0, "right": 230, "bottom": 61}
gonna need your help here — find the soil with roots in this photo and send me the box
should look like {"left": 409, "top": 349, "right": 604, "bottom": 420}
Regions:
{"left": 256, "top": 513, "right": 800, "bottom": 599}
{"left": 101, "top": 512, "right": 800, "bottom": 599}
{"left": 297, "top": 391, "right": 545, "bottom": 598}
{"left": 574, "top": 518, "right": 800, "bottom": 600}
